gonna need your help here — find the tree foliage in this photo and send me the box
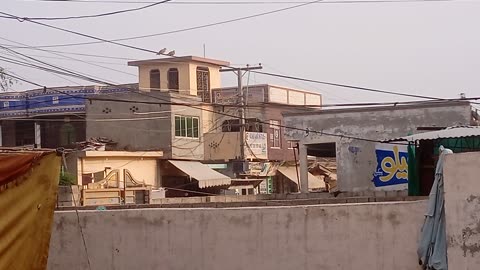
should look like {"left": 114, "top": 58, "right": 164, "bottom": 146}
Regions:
{"left": 0, "top": 67, "right": 16, "bottom": 91}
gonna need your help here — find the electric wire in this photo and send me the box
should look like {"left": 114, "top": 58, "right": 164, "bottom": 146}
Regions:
{"left": 0, "top": 0, "right": 326, "bottom": 49}
{"left": 27, "top": 0, "right": 464, "bottom": 5}
{"left": 0, "top": 10, "right": 451, "bottom": 101}
{"left": 0, "top": 0, "right": 172, "bottom": 20}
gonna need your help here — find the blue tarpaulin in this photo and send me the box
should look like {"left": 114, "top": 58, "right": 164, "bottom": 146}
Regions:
{"left": 417, "top": 146, "right": 452, "bottom": 270}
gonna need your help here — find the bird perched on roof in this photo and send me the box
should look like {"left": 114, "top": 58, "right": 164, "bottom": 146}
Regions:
{"left": 157, "top": 48, "right": 167, "bottom": 55}
{"left": 167, "top": 50, "right": 175, "bottom": 56}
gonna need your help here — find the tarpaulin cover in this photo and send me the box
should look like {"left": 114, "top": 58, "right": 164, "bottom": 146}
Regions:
{"left": 0, "top": 151, "right": 61, "bottom": 270}
{"left": 417, "top": 147, "right": 452, "bottom": 270}
{"left": 0, "top": 152, "right": 45, "bottom": 185}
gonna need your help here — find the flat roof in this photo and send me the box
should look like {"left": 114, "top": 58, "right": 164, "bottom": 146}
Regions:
{"left": 79, "top": 151, "right": 163, "bottom": 158}
{"left": 283, "top": 100, "right": 472, "bottom": 117}
{"left": 128, "top": 56, "right": 230, "bottom": 67}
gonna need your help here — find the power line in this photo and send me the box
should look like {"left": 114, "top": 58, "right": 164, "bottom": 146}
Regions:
{"left": 0, "top": 0, "right": 326, "bottom": 49}
{"left": 2, "top": 69, "right": 478, "bottom": 144}
{"left": 0, "top": 37, "right": 137, "bottom": 77}
{"left": 0, "top": 11, "right": 160, "bottom": 54}
{"left": 1, "top": 71, "right": 44, "bottom": 87}
{"left": 0, "top": 44, "right": 121, "bottom": 85}
{"left": 252, "top": 70, "right": 442, "bottom": 100}
{"left": 0, "top": 0, "right": 172, "bottom": 20}
{"left": 0, "top": 19, "right": 446, "bottom": 102}
{"left": 0, "top": 54, "right": 116, "bottom": 85}
{"left": 27, "top": 0, "right": 462, "bottom": 5}
{"left": 1, "top": 46, "right": 137, "bottom": 61}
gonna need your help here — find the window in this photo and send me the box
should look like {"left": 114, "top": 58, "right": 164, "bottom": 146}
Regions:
{"left": 167, "top": 68, "right": 179, "bottom": 90}
{"left": 3, "top": 101, "right": 9, "bottom": 108}
{"left": 269, "top": 120, "right": 281, "bottom": 148}
{"left": 60, "top": 123, "right": 76, "bottom": 146}
{"left": 288, "top": 141, "right": 297, "bottom": 149}
{"left": 175, "top": 116, "right": 199, "bottom": 139}
{"left": 196, "top": 67, "right": 210, "bottom": 102}
{"left": 150, "top": 69, "right": 160, "bottom": 90}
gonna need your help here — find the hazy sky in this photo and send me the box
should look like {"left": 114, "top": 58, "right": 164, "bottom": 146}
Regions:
{"left": 1, "top": 0, "right": 479, "bottom": 104}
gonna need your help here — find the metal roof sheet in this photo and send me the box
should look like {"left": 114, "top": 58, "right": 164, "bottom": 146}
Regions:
{"left": 386, "top": 126, "right": 480, "bottom": 142}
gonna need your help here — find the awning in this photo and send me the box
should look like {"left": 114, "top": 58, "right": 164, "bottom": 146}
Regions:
{"left": 385, "top": 126, "right": 480, "bottom": 142}
{"left": 277, "top": 166, "right": 326, "bottom": 190}
{"left": 168, "top": 160, "right": 231, "bottom": 188}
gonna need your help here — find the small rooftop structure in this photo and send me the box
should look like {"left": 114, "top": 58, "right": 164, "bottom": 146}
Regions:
{"left": 128, "top": 56, "right": 230, "bottom": 67}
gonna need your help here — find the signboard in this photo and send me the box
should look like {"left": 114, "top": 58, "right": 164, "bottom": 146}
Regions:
{"left": 245, "top": 132, "right": 268, "bottom": 160}
{"left": 206, "top": 164, "right": 228, "bottom": 170}
{"left": 372, "top": 144, "right": 408, "bottom": 189}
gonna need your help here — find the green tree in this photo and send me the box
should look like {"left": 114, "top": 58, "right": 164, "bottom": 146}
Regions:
{"left": 0, "top": 67, "right": 16, "bottom": 91}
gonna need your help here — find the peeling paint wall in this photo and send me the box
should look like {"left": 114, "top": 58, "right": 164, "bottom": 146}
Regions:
{"left": 48, "top": 201, "right": 426, "bottom": 270}
{"left": 444, "top": 152, "right": 480, "bottom": 269}
{"left": 284, "top": 102, "right": 472, "bottom": 192}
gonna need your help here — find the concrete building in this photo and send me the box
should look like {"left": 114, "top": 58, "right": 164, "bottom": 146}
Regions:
{"left": 284, "top": 101, "right": 476, "bottom": 193}
{"left": 0, "top": 56, "right": 329, "bottom": 197}
{"left": 0, "top": 84, "right": 133, "bottom": 148}
{"left": 205, "top": 84, "right": 324, "bottom": 194}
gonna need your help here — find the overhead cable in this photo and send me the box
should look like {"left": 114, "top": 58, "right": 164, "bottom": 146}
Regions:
{"left": 0, "top": 0, "right": 172, "bottom": 20}
{"left": 0, "top": 0, "right": 326, "bottom": 49}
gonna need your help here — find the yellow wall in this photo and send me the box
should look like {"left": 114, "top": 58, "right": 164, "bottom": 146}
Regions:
{"left": 138, "top": 63, "right": 191, "bottom": 93}
{"left": 77, "top": 157, "right": 159, "bottom": 187}
{"left": 137, "top": 62, "right": 222, "bottom": 97}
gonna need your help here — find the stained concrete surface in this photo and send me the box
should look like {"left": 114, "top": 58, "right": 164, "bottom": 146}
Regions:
{"left": 444, "top": 152, "right": 480, "bottom": 269}
{"left": 48, "top": 201, "right": 426, "bottom": 270}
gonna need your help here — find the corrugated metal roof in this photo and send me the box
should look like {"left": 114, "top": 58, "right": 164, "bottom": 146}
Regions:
{"left": 386, "top": 126, "right": 480, "bottom": 142}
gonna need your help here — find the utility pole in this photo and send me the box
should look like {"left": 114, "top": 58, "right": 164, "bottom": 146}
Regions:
{"left": 220, "top": 65, "right": 262, "bottom": 163}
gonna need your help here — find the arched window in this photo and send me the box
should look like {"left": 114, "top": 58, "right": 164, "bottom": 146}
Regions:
{"left": 167, "top": 68, "right": 179, "bottom": 90}
{"left": 196, "top": 67, "right": 210, "bottom": 102}
{"left": 149, "top": 69, "right": 160, "bottom": 90}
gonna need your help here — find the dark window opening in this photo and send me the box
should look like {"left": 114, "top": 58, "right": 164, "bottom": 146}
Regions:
{"left": 196, "top": 67, "right": 210, "bottom": 102}
{"left": 307, "top": 142, "right": 336, "bottom": 158}
{"left": 60, "top": 123, "right": 76, "bottom": 146}
{"left": 222, "top": 119, "right": 263, "bottom": 132}
{"left": 150, "top": 69, "right": 160, "bottom": 90}
{"left": 15, "top": 121, "right": 35, "bottom": 146}
{"left": 168, "top": 68, "right": 179, "bottom": 90}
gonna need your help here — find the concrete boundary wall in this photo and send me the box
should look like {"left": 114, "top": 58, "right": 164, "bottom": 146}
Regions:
{"left": 48, "top": 201, "right": 426, "bottom": 270}
{"left": 444, "top": 152, "right": 480, "bottom": 269}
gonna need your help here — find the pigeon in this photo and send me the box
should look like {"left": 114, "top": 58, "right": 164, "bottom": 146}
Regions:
{"left": 167, "top": 50, "right": 175, "bottom": 56}
{"left": 157, "top": 48, "right": 167, "bottom": 55}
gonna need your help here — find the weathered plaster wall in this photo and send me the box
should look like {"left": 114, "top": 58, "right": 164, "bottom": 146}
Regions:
{"left": 86, "top": 92, "right": 205, "bottom": 160}
{"left": 48, "top": 201, "right": 426, "bottom": 270}
{"left": 284, "top": 102, "right": 472, "bottom": 192}
{"left": 444, "top": 152, "right": 480, "bottom": 269}
{"left": 86, "top": 92, "right": 172, "bottom": 153}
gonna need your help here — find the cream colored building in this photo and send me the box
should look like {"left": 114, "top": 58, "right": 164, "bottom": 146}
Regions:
{"left": 67, "top": 151, "right": 164, "bottom": 188}
{"left": 128, "top": 56, "right": 229, "bottom": 102}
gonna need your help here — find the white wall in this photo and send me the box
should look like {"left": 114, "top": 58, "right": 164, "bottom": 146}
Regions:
{"left": 48, "top": 201, "right": 426, "bottom": 270}
{"left": 444, "top": 152, "right": 480, "bottom": 269}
